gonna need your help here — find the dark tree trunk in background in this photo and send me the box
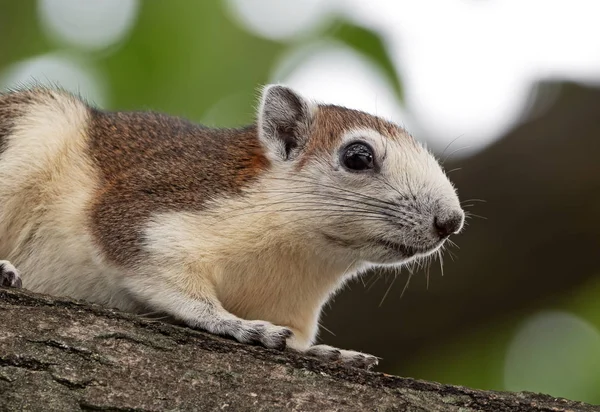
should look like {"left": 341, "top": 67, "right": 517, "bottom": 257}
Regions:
{"left": 0, "top": 287, "right": 596, "bottom": 411}
{"left": 324, "top": 81, "right": 600, "bottom": 371}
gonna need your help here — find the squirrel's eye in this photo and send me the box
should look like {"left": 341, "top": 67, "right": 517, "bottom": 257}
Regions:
{"left": 341, "top": 142, "right": 375, "bottom": 171}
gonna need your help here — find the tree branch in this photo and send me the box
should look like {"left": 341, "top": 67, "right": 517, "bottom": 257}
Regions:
{"left": 0, "top": 287, "right": 595, "bottom": 411}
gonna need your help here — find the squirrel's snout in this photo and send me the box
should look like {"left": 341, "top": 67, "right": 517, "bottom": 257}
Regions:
{"left": 433, "top": 210, "right": 465, "bottom": 239}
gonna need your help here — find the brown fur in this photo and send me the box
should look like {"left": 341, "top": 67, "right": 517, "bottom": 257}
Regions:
{"left": 87, "top": 103, "right": 411, "bottom": 265}
{"left": 88, "top": 109, "right": 270, "bottom": 266}
{"left": 297, "top": 105, "right": 411, "bottom": 169}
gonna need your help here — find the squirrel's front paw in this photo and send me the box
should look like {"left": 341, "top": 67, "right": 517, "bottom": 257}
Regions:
{"left": 0, "top": 260, "right": 22, "bottom": 288}
{"left": 306, "top": 344, "right": 379, "bottom": 370}
{"left": 234, "top": 319, "right": 293, "bottom": 351}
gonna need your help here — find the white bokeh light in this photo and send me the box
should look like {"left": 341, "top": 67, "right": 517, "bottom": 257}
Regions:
{"left": 337, "top": 0, "right": 600, "bottom": 155}
{"left": 504, "top": 311, "right": 600, "bottom": 402}
{"left": 1, "top": 54, "right": 108, "bottom": 108}
{"left": 38, "top": 0, "right": 139, "bottom": 50}
{"left": 272, "top": 43, "right": 411, "bottom": 131}
{"left": 225, "top": 0, "right": 332, "bottom": 41}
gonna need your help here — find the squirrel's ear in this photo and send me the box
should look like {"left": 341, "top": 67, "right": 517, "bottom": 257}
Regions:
{"left": 257, "top": 84, "right": 314, "bottom": 161}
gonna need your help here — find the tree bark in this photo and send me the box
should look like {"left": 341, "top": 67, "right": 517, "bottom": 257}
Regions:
{"left": 0, "top": 287, "right": 595, "bottom": 411}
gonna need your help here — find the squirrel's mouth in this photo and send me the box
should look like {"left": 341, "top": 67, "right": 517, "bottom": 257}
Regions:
{"left": 322, "top": 232, "right": 442, "bottom": 259}
{"left": 374, "top": 239, "right": 442, "bottom": 258}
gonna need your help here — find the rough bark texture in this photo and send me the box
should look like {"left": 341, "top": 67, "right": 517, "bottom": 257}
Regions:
{"left": 0, "top": 287, "right": 596, "bottom": 411}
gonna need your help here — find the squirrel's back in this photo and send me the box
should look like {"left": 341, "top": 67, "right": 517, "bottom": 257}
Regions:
{"left": 88, "top": 105, "right": 270, "bottom": 265}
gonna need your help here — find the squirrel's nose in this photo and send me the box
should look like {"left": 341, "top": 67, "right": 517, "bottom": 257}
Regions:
{"left": 434, "top": 211, "right": 464, "bottom": 239}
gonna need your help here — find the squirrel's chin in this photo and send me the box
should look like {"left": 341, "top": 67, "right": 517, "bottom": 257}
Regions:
{"left": 362, "top": 239, "right": 445, "bottom": 265}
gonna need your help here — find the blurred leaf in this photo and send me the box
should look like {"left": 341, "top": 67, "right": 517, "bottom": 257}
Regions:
{"left": 99, "top": 1, "right": 285, "bottom": 125}
{"left": 0, "top": 1, "right": 52, "bottom": 67}
{"left": 328, "top": 19, "right": 403, "bottom": 102}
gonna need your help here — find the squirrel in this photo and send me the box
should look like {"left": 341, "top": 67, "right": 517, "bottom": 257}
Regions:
{"left": 0, "top": 84, "right": 464, "bottom": 369}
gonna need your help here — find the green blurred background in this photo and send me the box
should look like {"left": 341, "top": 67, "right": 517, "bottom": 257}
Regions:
{"left": 2, "top": 0, "right": 600, "bottom": 404}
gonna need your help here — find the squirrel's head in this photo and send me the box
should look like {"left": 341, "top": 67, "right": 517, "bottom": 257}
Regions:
{"left": 256, "top": 84, "right": 464, "bottom": 266}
